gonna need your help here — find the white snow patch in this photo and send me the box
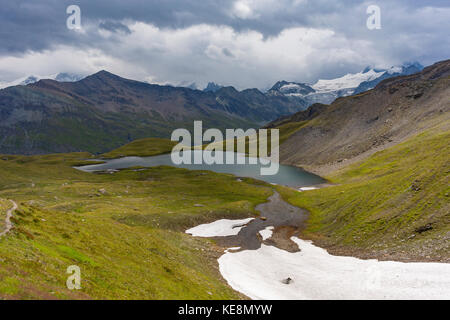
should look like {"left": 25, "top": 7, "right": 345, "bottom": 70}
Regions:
{"left": 387, "top": 66, "right": 403, "bottom": 74}
{"left": 259, "top": 226, "right": 274, "bottom": 241}
{"left": 298, "top": 186, "right": 318, "bottom": 191}
{"left": 312, "top": 69, "right": 385, "bottom": 93}
{"left": 218, "top": 237, "right": 450, "bottom": 300}
{"left": 286, "top": 93, "right": 305, "bottom": 97}
{"left": 280, "top": 83, "right": 302, "bottom": 91}
{"left": 186, "top": 218, "right": 254, "bottom": 237}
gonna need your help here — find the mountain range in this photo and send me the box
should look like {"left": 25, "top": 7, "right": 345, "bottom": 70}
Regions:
{"left": 267, "top": 62, "right": 424, "bottom": 108}
{"left": 0, "top": 71, "right": 302, "bottom": 154}
{"left": 0, "top": 72, "right": 84, "bottom": 89}
{"left": 0, "top": 61, "right": 433, "bottom": 156}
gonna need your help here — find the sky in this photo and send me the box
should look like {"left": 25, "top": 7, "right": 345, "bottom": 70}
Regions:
{"left": 0, "top": 0, "right": 449, "bottom": 89}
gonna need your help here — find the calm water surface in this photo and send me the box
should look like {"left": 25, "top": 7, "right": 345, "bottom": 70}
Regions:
{"left": 75, "top": 151, "right": 325, "bottom": 188}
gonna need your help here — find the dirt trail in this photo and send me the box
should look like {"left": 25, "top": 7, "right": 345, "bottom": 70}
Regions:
{"left": 0, "top": 200, "right": 18, "bottom": 237}
{"left": 214, "top": 191, "right": 308, "bottom": 252}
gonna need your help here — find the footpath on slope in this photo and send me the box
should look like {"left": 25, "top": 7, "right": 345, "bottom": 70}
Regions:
{"left": 0, "top": 200, "right": 18, "bottom": 237}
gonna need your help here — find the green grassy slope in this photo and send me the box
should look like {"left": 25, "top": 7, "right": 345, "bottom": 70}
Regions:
{"left": 278, "top": 124, "right": 450, "bottom": 261}
{"left": 0, "top": 153, "right": 271, "bottom": 299}
{"left": 203, "top": 121, "right": 309, "bottom": 157}
{"left": 101, "top": 138, "right": 177, "bottom": 159}
{"left": 277, "top": 121, "right": 309, "bottom": 146}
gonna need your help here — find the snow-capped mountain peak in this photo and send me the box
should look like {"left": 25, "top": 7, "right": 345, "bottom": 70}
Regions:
{"left": 0, "top": 72, "right": 84, "bottom": 89}
{"left": 312, "top": 69, "right": 385, "bottom": 93}
{"left": 268, "top": 62, "right": 424, "bottom": 109}
{"left": 387, "top": 66, "right": 403, "bottom": 75}
{"left": 269, "top": 81, "right": 314, "bottom": 96}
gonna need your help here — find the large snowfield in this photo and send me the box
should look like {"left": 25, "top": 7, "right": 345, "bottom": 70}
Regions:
{"left": 186, "top": 218, "right": 450, "bottom": 300}
{"left": 219, "top": 237, "right": 450, "bottom": 300}
{"left": 312, "top": 69, "right": 385, "bottom": 92}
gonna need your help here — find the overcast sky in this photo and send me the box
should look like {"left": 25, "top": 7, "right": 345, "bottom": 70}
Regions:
{"left": 0, "top": 0, "right": 449, "bottom": 89}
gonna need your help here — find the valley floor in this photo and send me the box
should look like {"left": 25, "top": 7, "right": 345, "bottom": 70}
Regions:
{"left": 0, "top": 153, "right": 272, "bottom": 299}
{"left": 0, "top": 120, "right": 448, "bottom": 299}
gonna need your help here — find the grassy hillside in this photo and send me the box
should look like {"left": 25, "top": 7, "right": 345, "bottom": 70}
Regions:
{"left": 1, "top": 118, "right": 448, "bottom": 299}
{"left": 278, "top": 124, "right": 450, "bottom": 261}
{"left": 202, "top": 121, "right": 308, "bottom": 157}
{"left": 101, "top": 138, "right": 177, "bottom": 159}
{"left": 277, "top": 121, "right": 309, "bottom": 146}
{"left": 0, "top": 152, "right": 271, "bottom": 299}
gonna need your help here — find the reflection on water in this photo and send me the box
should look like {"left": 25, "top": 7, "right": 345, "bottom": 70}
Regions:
{"left": 75, "top": 151, "right": 325, "bottom": 188}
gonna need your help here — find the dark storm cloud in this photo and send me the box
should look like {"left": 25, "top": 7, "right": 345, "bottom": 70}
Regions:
{"left": 222, "top": 48, "right": 234, "bottom": 58}
{"left": 1, "top": 0, "right": 447, "bottom": 54}
{"left": 0, "top": 0, "right": 228, "bottom": 54}
{"left": 0, "top": 0, "right": 448, "bottom": 88}
{"left": 99, "top": 21, "right": 131, "bottom": 34}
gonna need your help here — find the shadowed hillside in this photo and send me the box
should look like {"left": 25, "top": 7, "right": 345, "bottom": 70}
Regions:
{"left": 270, "top": 60, "right": 450, "bottom": 175}
{"left": 0, "top": 71, "right": 303, "bottom": 155}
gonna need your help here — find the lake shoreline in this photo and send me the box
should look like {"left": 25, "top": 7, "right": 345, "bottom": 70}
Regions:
{"left": 75, "top": 151, "right": 327, "bottom": 189}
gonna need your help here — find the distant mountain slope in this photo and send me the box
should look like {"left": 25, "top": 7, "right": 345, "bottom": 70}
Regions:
{"left": 0, "top": 72, "right": 84, "bottom": 89}
{"left": 269, "top": 59, "right": 449, "bottom": 173}
{"left": 353, "top": 62, "right": 424, "bottom": 94}
{"left": 0, "top": 71, "right": 303, "bottom": 154}
{"left": 265, "top": 103, "right": 328, "bottom": 129}
{"left": 203, "top": 82, "right": 223, "bottom": 93}
{"left": 268, "top": 62, "right": 424, "bottom": 108}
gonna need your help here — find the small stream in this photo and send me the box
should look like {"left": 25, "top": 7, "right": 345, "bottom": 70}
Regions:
{"left": 186, "top": 193, "right": 450, "bottom": 300}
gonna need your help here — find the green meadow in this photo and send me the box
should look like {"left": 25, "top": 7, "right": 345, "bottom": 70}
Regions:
{"left": 1, "top": 121, "right": 448, "bottom": 299}
{"left": 277, "top": 124, "right": 450, "bottom": 260}
{"left": 0, "top": 151, "right": 271, "bottom": 299}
